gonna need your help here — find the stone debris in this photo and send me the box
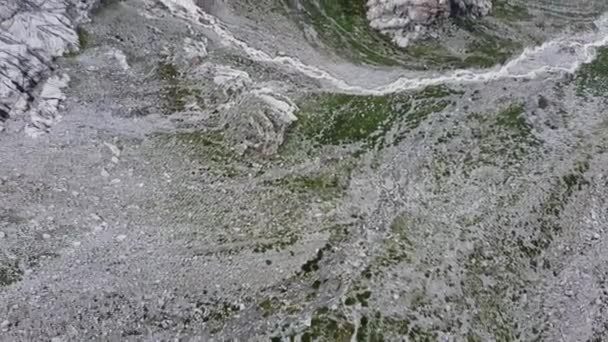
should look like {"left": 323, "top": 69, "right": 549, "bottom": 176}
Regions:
{"left": 181, "top": 37, "right": 208, "bottom": 64}
{"left": 104, "top": 142, "right": 121, "bottom": 157}
{"left": 24, "top": 74, "right": 71, "bottom": 137}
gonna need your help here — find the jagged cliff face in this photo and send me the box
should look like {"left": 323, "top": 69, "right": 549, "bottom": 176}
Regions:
{"left": 366, "top": 0, "right": 492, "bottom": 46}
{"left": 0, "top": 0, "right": 98, "bottom": 133}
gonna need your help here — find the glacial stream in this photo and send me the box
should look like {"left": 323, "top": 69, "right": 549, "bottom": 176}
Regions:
{"left": 160, "top": 0, "right": 608, "bottom": 95}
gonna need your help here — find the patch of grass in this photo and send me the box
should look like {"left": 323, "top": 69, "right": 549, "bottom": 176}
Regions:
{"left": 157, "top": 62, "right": 201, "bottom": 113}
{"left": 404, "top": 41, "right": 466, "bottom": 67}
{"left": 296, "top": 93, "right": 403, "bottom": 147}
{"left": 513, "top": 160, "right": 590, "bottom": 285}
{"left": 271, "top": 164, "right": 353, "bottom": 200}
{"left": 259, "top": 297, "right": 281, "bottom": 317}
{"left": 325, "top": 223, "right": 353, "bottom": 244}
{"left": 369, "top": 214, "right": 413, "bottom": 273}
{"left": 158, "top": 62, "right": 179, "bottom": 81}
{"left": 290, "top": 0, "right": 405, "bottom": 66}
{"left": 284, "top": 174, "right": 339, "bottom": 194}
{"left": 356, "top": 314, "right": 385, "bottom": 342}
{"left": 491, "top": 1, "right": 532, "bottom": 21}
{"left": 165, "top": 86, "right": 198, "bottom": 113}
{"left": 299, "top": 244, "right": 332, "bottom": 276}
{"left": 528, "top": 159, "right": 591, "bottom": 254}
{"left": 463, "top": 246, "right": 517, "bottom": 342}
{"left": 353, "top": 312, "right": 438, "bottom": 342}
{"left": 267, "top": 156, "right": 357, "bottom": 200}
{"left": 76, "top": 27, "right": 91, "bottom": 49}
{"left": 291, "top": 86, "right": 459, "bottom": 150}
{"left": 458, "top": 103, "right": 539, "bottom": 169}
{"left": 299, "top": 307, "right": 355, "bottom": 342}
{"left": 538, "top": 95, "right": 549, "bottom": 109}
{"left": 414, "top": 85, "right": 464, "bottom": 99}
{"left": 495, "top": 103, "right": 532, "bottom": 139}
{"left": 252, "top": 234, "right": 300, "bottom": 253}
{"left": 207, "top": 301, "right": 241, "bottom": 323}
{"left": 458, "top": 19, "right": 523, "bottom": 67}
{"left": 576, "top": 47, "right": 608, "bottom": 97}
{"left": 355, "top": 290, "right": 372, "bottom": 307}
{"left": 153, "top": 131, "right": 245, "bottom": 178}
{"left": 64, "top": 27, "right": 92, "bottom": 57}
{"left": 161, "top": 130, "right": 230, "bottom": 158}
{"left": 0, "top": 262, "right": 22, "bottom": 287}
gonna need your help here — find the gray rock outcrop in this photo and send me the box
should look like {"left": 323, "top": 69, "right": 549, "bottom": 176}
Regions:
{"left": 192, "top": 63, "right": 298, "bottom": 155}
{"left": 366, "top": 0, "right": 492, "bottom": 46}
{"left": 0, "top": 0, "right": 97, "bottom": 130}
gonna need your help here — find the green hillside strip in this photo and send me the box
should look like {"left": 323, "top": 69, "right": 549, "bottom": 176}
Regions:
{"left": 576, "top": 47, "right": 608, "bottom": 97}
{"left": 290, "top": 85, "right": 461, "bottom": 149}
{"left": 283, "top": 0, "right": 523, "bottom": 69}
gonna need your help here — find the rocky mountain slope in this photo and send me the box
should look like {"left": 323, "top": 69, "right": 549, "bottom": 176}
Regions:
{"left": 1, "top": 0, "right": 608, "bottom": 341}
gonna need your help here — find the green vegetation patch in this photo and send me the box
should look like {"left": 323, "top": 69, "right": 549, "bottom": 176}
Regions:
{"left": 259, "top": 297, "right": 282, "bottom": 317}
{"left": 267, "top": 157, "right": 357, "bottom": 200}
{"left": 76, "top": 27, "right": 91, "bottom": 49}
{"left": 157, "top": 61, "right": 202, "bottom": 113}
{"left": 287, "top": 0, "right": 406, "bottom": 66}
{"left": 491, "top": 1, "right": 532, "bottom": 22}
{"left": 153, "top": 130, "right": 247, "bottom": 178}
{"left": 299, "top": 307, "right": 355, "bottom": 342}
{"left": 296, "top": 93, "right": 405, "bottom": 146}
{"left": 275, "top": 307, "right": 438, "bottom": 341}
{"left": 449, "top": 14, "right": 524, "bottom": 68}
{"left": 343, "top": 287, "right": 372, "bottom": 307}
{"left": 290, "top": 85, "right": 460, "bottom": 150}
{"left": 252, "top": 234, "right": 300, "bottom": 253}
{"left": 278, "top": 173, "right": 341, "bottom": 197}
{"left": 576, "top": 47, "right": 608, "bottom": 97}
{"left": 354, "top": 311, "right": 437, "bottom": 342}
{"left": 64, "top": 27, "right": 92, "bottom": 57}
{"left": 371, "top": 214, "right": 414, "bottom": 271}
{"left": 206, "top": 301, "right": 242, "bottom": 329}
{"left": 0, "top": 261, "right": 22, "bottom": 287}
{"left": 462, "top": 244, "right": 518, "bottom": 342}
{"left": 520, "top": 159, "right": 590, "bottom": 260}
{"left": 460, "top": 103, "right": 539, "bottom": 169}
{"left": 299, "top": 243, "right": 332, "bottom": 276}
{"left": 495, "top": 103, "right": 533, "bottom": 139}
{"left": 461, "top": 23, "right": 523, "bottom": 68}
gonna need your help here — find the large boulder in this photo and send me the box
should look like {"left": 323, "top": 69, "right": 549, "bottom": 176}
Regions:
{"left": 366, "top": 0, "right": 492, "bottom": 47}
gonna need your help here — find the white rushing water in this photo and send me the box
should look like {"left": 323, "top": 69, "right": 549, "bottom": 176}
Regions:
{"left": 158, "top": 0, "right": 608, "bottom": 95}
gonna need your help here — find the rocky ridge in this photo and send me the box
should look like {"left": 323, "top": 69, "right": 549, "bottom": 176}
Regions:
{"left": 366, "top": 0, "right": 493, "bottom": 46}
{"left": 0, "top": 0, "right": 98, "bottom": 134}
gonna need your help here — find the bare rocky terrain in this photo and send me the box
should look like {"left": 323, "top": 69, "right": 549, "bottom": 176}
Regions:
{"left": 1, "top": 0, "right": 608, "bottom": 341}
